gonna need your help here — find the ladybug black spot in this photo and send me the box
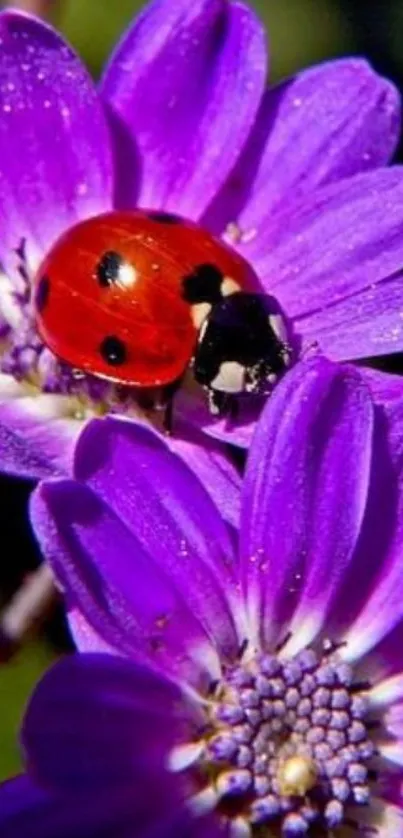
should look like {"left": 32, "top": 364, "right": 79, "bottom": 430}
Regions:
{"left": 99, "top": 335, "right": 127, "bottom": 366}
{"left": 96, "top": 251, "right": 123, "bottom": 287}
{"left": 147, "top": 211, "right": 182, "bottom": 224}
{"left": 182, "top": 263, "right": 224, "bottom": 305}
{"left": 35, "top": 275, "right": 50, "bottom": 312}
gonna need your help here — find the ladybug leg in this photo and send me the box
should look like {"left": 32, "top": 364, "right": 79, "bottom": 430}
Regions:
{"left": 160, "top": 376, "right": 183, "bottom": 434}
{"left": 162, "top": 394, "right": 175, "bottom": 434}
{"left": 136, "top": 379, "right": 182, "bottom": 434}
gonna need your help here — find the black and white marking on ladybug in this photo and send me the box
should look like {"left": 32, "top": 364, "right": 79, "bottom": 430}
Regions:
{"left": 192, "top": 292, "right": 291, "bottom": 416}
{"left": 181, "top": 263, "right": 242, "bottom": 330}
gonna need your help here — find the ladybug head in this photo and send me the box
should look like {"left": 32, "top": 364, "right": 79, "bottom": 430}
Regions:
{"left": 192, "top": 292, "right": 292, "bottom": 413}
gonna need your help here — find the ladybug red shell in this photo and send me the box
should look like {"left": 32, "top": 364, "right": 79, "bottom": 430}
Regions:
{"left": 33, "top": 210, "right": 259, "bottom": 389}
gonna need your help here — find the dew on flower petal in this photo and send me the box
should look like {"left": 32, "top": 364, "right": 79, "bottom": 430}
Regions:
{"left": 239, "top": 227, "right": 257, "bottom": 244}
{"left": 76, "top": 182, "right": 88, "bottom": 196}
{"left": 225, "top": 222, "right": 243, "bottom": 244}
{"left": 178, "top": 540, "right": 189, "bottom": 558}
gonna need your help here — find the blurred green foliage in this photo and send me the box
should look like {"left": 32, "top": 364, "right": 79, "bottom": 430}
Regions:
{"left": 59, "top": 0, "right": 354, "bottom": 81}
{"left": 0, "top": 642, "right": 55, "bottom": 780}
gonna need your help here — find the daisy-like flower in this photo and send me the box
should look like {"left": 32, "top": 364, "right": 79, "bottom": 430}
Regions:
{"left": 1, "top": 0, "right": 403, "bottom": 477}
{"left": 2, "top": 357, "right": 403, "bottom": 836}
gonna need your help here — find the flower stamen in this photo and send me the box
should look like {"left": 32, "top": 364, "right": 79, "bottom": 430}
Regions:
{"left": 175, "top": 642, "right": 384, "bottom": 835}
{"left": 277, "top": 754, "right": 317, "bottom": 797}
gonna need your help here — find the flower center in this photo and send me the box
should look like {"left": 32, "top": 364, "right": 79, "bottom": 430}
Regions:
{"left": 185, "top": 644, "right": 377, "bottom": 836}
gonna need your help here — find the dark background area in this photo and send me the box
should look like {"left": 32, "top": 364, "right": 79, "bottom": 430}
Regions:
{"left": 1, "top": 0, "right": 403, "bottom": 776}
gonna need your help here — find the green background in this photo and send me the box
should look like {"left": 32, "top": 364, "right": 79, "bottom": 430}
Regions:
{"left": 59, "top": 0, "right": 354, "bottom": 81}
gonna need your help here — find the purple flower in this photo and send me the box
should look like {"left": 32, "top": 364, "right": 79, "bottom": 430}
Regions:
{"left": 2, "top": 356, "right": 403, "bottom": 836}
{"left": 0, "top": 2, "right": 403, "bottom": 477}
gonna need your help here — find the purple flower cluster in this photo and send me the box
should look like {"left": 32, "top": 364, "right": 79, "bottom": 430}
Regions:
{"left": 0, "top": 0, "right": 402, "bottom": 478}
{"left": 1, "top": 357, "right": 403, "bottom": 837}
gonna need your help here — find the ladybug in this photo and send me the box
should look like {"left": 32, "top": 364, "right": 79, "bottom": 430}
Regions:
{"left": 33, "top": 210, "right": 291, "bottom": 419}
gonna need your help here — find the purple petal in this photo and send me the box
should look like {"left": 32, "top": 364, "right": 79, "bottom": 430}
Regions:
{"left": 205, "top": 59, "right": 400, "bottom": 235}
{"left": 334, "top": 401, "right": 403, "bottom": 604}
{"left": 73, "top": 417, "right": 241, "bottom": 648}
{"left": 175, "top": 381, "right": 260, "bottom": 450}
{"left": 0, "top": 387, "right": 80, "bottom": 479}
{"left": 362, "top": 367, "right": 403, "bottom": 410}
{"left": 322, "top": 375, "right": 403, "bottom": 679}
{"left": 68, "top": 607, "right": 120, "bottom": 655}
{"left": 240, "top": 357, "right": 373, "bottom": 651}
{"left": 30, "top": 479, "right": 234, "bottom": 683}
{"left": 0, "top": 774, "right": 205, "bottom": 838}
{"left": 101, "top": 0, "right": 267, "bottom": 218}
{"left": 381, "top": 772, "right": 403, "bottom": 814}
{"left": 292, "top": 275, "right": 403, "bottom": 361}
{"left": 164, "top": 421, "right": 241, "bottom": 528}
{"left": 241, "top": 168, "right": 403, "bottom": 360}
{"left": 370, "top": 675, "right": 403, "bottom": 711}
{"left": 374, "top": 741, "right": 403, "bottom": 769}
{"left": 0, "top": 775, "right": 137, "bottom": 838}
{"left": 385, "top": 706, "right": 403, "bottom": 744}
{"left": 22, "top": 653, "right": 184, "bottom": 793}
{"left": 341, "top": 452, "right": 403, "bottom": 664}
{"left": 0, "top": 11, "right": 112, "bottom": 279}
